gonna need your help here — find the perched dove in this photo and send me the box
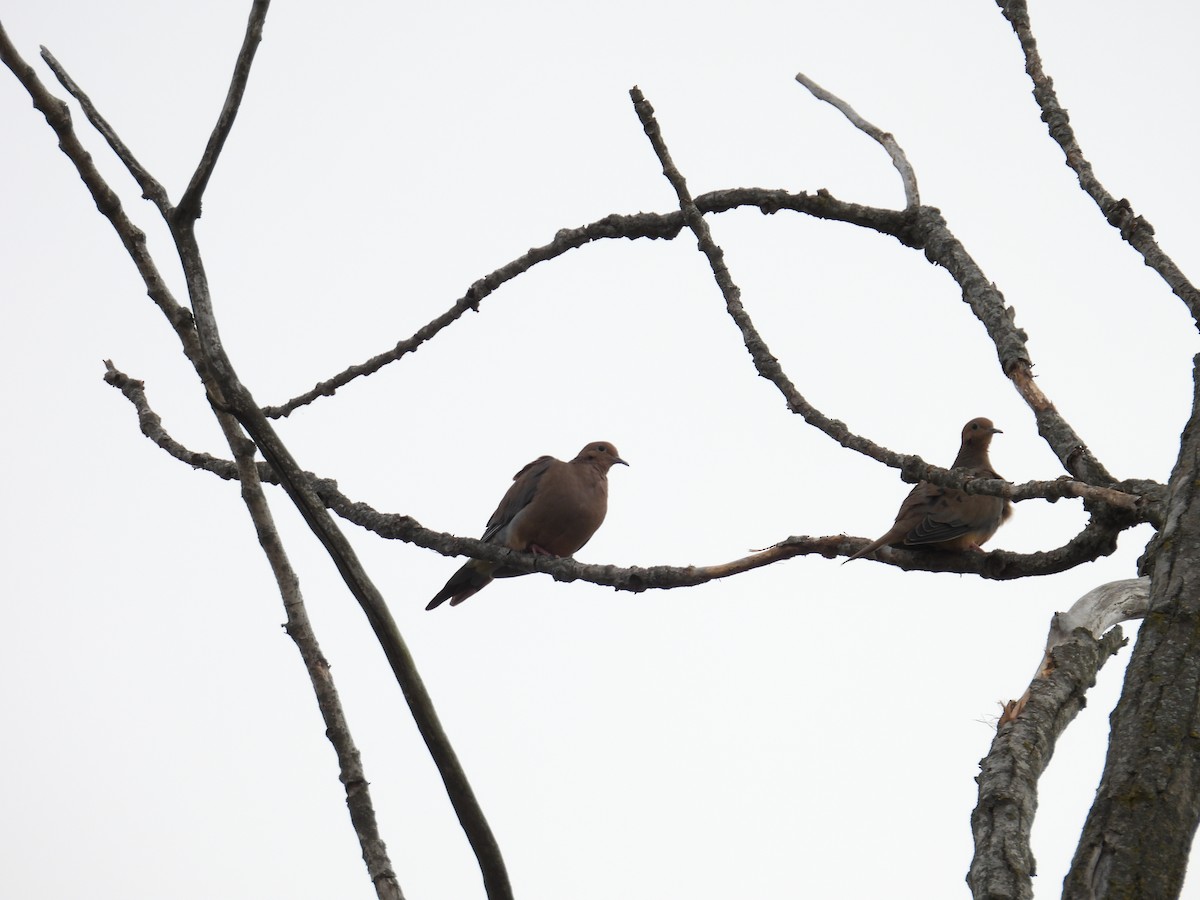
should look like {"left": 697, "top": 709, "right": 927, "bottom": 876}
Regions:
{"left": 844, "top": 417, "right": 1012, "bottom": 563}
{"left": 426, "top": 442, "right": 628, "bottom": 609}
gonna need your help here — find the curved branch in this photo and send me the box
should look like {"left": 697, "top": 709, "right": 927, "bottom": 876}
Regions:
{"left": 261, "top": 192, "right": 906, "bottom": 418}
{"left": 971, "top": 579, "right": 1149, "bottom": 899}
{"left": 104, "top": 362, "right": 1138, "bottom": 585}
{"left": 997, "top": 0, "right": 1200, "bottom": 328}
{"left": 262, "top": 211, "right": 690, "bottom": 417}
{"left": 969, "top": 623, "right": 1127, "bottom": 900}
{"left": 794, "top": 71, "right": 919, "bottom": 208}
{"left": 998, "top": 577, "right": 1151, "bottom": 727}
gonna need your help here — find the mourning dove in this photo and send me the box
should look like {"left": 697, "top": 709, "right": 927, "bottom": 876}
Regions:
{"left": 426, "top": 441, "right": 628, "bottom": 609}
{"left": 844, "top": 417, "right": 1012, "bottom": 563}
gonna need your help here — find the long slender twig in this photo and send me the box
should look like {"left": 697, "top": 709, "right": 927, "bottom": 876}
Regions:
{"left": 175, "top": 0, "right": 269, "bottom": 221}
{"left": 627, "top": 87, "right": 954, "bottom": 500}
{"left": 0, "top": 22, "right": 197, "bottom": 347}
{"left": 260, "top": 197, "right": 897, "bottom": 419}
{"left": 183, "top": 323, "right": 515, "bottom": 900}
{"left": 40, "top": 47, "right": 172, "bottom": 212}
{"left": 997, "top": 0, "right": 1200, "bottom": 328}
{"left": 216, "top": 408, "right": 403, "bottom": 900}
{"left": 794, "top": 71, "right": 919, "bottom": 209}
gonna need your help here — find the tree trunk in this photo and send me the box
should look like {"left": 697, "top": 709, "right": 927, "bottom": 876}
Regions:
{"left": 1065, "top": 355, "right": 1200, "bottom": 898}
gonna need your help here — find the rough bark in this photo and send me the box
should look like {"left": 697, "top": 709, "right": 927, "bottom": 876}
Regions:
{"left": 970, "top": 627, "right": 1127, "bottom": 900}
{"left": 1064, "top": 355, "right": 1200, "bottom": 898}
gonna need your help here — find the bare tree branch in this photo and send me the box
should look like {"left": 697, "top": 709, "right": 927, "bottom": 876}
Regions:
{"left": 215, "top": 408, "right": 403, "bottom": 900}
{"left": 104, "top": 362, "right": 1139, "bottom": 585}
{"left": 176, "top": 0, "right": 270, "bottom": 222}
{"left": 996, "top": 0, "right": 1200, "bottom": 327}
{"left": 905, "top": 207, "right": 1116, "bottom": 485}
{"left": 629, "top": 84, "right": 793, "bottom": 441}
{"left": 794, "top": 70, "right": 919, "bottom": 208}
{"left": 262, "top": 211, "right": 687, "bottom": 417}
{"left": 969, "top": 623, "right": 1127, "bottom": 900}
{"left": 40, "top": 47, "right": 172, "bottom": 213}
{"left": 258, "top": 192, "right": 909, "bottom": 420}
{"left": 998, "top": 578, "right": 1151, "bottom": 727}
{"left": 0, "top": 22, "right": 198, "bottom": 348}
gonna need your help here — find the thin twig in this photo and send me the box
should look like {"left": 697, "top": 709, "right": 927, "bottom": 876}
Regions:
{"left": 263, "top": 212, "right": 688, "bottom": 417}
{"left": 216, "top": 408, "right": 404, "bottom": 900}
{"left": 997, "top": 0, "right": 1200, "bottom": 328}
{"left": 0, "top": 22, "right": 197, "bottom": 347}
{"left": 260, "top": 192, "right": 913, "bottom": 417}
{"left": 794, "top": 71, "right": 919, "bottom": 208}
{"left": 627, "top": 88, "right": 928, "bottom": 493}
{"left": 40, "top": 47, "right": 172, "bottom": 213}
{"left": 175, "top": 0, "right": 270, "bottom": 222}
{"left": 630, "top": 89, "right": 797, "bottom": 422}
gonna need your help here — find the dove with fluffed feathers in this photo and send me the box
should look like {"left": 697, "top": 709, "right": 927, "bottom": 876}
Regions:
{"left": 844, "top": 417, "right": 1012, "bottom": 563}
{"left": 427, "top": 441, "right": 628, "bottom": 609}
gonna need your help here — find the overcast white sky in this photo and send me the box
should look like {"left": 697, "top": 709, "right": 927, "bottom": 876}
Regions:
{"left": 3, "top": 1, "right": 1199, "bottom": 898}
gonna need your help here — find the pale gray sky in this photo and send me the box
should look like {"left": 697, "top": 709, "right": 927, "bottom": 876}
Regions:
{"left": 2, "top": 1, "right": 1198, "bottom": 898}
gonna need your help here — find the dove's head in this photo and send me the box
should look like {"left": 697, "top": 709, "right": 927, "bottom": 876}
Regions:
{"left": 575, "top": 441, "right": 629, "bottom": 472}
{"left": 961, "top": 417, "right": 1002, "bottom": 451}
